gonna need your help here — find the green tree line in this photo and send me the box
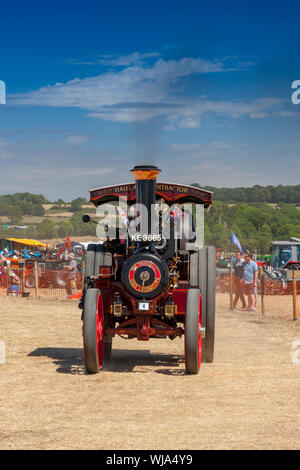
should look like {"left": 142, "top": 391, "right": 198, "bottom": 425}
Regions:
{"left": 1, "top": 192, "right": 300, "bottom": 250}
{"left": 0, "top": 193, "right": 48, "bottom": 223}
{"left": 192, "top": 183, "right": 300, "bottom": 204}
{"left": 0, "top": 210, "right": 96, "bottom": 240}
{"left": 204, "top": 201, "right": 300, "bottom": 252}
{"left": 1, "top": 203, "right": 300, "bottom": 252}
{"left": 0, "top": 194, "right": 90, "bottom": 225}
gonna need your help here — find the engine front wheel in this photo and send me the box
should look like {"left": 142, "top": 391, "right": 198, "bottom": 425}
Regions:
{"left": 83, "top": 288, "right": 104, "bottom": 373}
{"left": 185, "top": 288, "right": 202, "bottom": 375}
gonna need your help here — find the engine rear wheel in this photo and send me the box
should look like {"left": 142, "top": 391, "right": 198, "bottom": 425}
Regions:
{"left": 85, "top": 244, "right": 96, "bottom": 277}
{"left": 185, "top": 288, "right": 202, "bottom": 375}
{"left": 205, "top": 246, "right": 216, "bottom": 363}
{"left": 83, "top": 288, "right": 104, "bottom": 373}
{"left": 192, "top": 246, "right": 216, "bottom": 363}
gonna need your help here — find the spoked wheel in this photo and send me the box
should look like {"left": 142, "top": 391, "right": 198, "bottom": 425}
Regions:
{"left": 83, "top": 288, "right": 104, "bottom": 373}
{"left": 185, "top": 288, "right": 202, "bottom": 375}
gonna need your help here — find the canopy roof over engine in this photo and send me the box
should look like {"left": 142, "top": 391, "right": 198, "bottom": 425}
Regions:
{"left": 90, "top": 182, "right": 213, "bottom": 208}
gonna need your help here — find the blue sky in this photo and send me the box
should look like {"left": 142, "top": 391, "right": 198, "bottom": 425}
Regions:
{"left": 0, "top": 0, "right": 300, "bottom": 200}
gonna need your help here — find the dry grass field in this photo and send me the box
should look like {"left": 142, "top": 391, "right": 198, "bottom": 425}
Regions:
{"left": 0, "top": 294, "right": 299, "bottom": 450}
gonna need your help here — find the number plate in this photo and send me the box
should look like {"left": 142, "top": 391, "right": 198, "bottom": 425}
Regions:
{"left": 138, "top": 302, "right": 150, "bottom": 311}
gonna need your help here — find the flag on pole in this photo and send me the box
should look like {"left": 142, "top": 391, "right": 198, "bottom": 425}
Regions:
{"left": 117, "top": 207, "right": 129, "bottom": 226}
{"left": 169, "top": 204, "right": 183, "bottom": 220}
{"left": 230, "top": 232, "right": 243, "bottom": 253}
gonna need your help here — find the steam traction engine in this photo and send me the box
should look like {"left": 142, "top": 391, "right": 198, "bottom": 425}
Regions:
{"left": 80, "top": 166, "right": 216, "bottom": 374}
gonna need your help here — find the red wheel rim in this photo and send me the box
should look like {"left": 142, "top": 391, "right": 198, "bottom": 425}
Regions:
{"left": 96, "top": 294, "right": 104, "bottom": 369}
{"left": 198, "top": 294, "right": 202, "bottom": 369}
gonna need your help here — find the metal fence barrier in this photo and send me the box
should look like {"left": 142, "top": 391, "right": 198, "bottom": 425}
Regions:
{"left": 224, "top": 266, "right": 300, "bottom": 321}
{"left": 1, "top": 260, "right": 299, "bottom": 319}
{"left": 0, "top": 261, "right": 83, "bottom": 300}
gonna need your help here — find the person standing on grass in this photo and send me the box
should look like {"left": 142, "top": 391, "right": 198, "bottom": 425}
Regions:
{"left": 64, "top": 252, "right": 77, "bottom": 296}
{"left": 243, "top": 252, "right": 258, "bottom": 312}
{"left": 233, "top": 250, "right": 246, "bottom": 310}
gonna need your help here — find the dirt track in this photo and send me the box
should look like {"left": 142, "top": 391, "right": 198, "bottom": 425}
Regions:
{"left": 0, "top": 294, "right": 299, "bottom": 450}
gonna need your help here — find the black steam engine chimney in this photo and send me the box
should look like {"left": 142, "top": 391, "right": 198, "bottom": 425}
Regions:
{"left": 121, "top": 165, "right": 169, "bottom": 299}
{"left": 130, "top": 165, "right": 161, "bottom": 240}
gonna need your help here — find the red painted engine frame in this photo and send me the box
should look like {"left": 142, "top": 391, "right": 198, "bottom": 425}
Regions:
{"left": 95, "top": 278, "right": 189, "bottom": 341}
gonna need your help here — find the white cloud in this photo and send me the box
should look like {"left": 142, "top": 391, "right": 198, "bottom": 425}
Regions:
{"left": 275, "top": 110, "right": 299, "bottom": 118}
{"left": 176, "top": 116, "right": 201, "bottom": 128}
{"left": 25, "top": 167, "right": 114, "bottom": 179}
{"left": 10, "top": 57, "right": 230, "bottom": 109}
{"left": 211, "top": 141, "right": 232, "bottom": 149}
{"left": 236, "top": 61, "right": 256, "bottom": 68}
{"left": 64, "top": 135, "right": 90, "bottom": 145}
{"left": 171, "top": 141, "right": 235, "bottom": 158}
{"left": 97, "top": 52, "right": 160, "bottom": 66}
{"left": 69, "top": 52, "right": 161, "bottom": 67}
{"left": 9, "top": 54, "right": 290, "bottom": 128}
